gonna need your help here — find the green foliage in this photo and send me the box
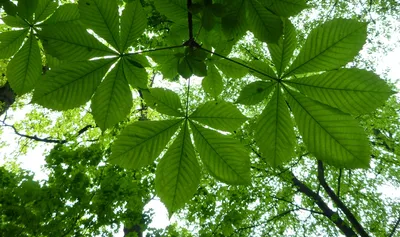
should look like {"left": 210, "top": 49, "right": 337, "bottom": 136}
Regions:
{"left": 0, "top": 0, "right": 396, "bottom": 230}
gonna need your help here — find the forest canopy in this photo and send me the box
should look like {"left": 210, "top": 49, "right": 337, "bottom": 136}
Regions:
{"left": 0, "top": 0, "right": 399, "bottom": 236}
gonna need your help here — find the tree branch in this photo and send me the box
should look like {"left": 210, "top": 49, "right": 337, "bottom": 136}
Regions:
{"left": 187, "top": 0, "right": 193, "bottom": 40}
{"left": 317, "top": 160, "right": 370, "bottom": 237}
{"left": 389, "top": 215, "right": 400, "bottom": 237}
{"left": 290, "top": 172, "right": 358, "bottom": 237}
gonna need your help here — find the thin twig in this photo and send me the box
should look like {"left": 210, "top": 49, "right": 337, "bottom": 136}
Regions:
{"left": 389, "top": 216, "right": 400, "bottom": 237}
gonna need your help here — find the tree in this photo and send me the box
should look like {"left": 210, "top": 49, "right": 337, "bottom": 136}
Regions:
{"left": 0, "top": 0, "right": 398, "bottom": 236}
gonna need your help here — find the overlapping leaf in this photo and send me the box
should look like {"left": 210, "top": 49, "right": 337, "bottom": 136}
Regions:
{"left": 236, "top": 81, "right": 275, "bottom": 105}
{"left": 142, "top": 88, "right": 184, "bottom": 117}
{"left": 202, "top": 63, "right": 223, "bottom": 99}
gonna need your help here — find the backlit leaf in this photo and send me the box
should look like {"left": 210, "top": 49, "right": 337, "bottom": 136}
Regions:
{"left": 248, "top": 60, "right": 277, "bottom": 80}
{"left": 79, "top": 0, "right": 120, "bottom": 51}
{"left": 17, "top": 0, "right": 38, "bottom": 21}
{"left": 33, "top": 58, "right": 115, "bottom": 110}
{"left": 246, "top": 0, "right": 282, "bottom": 43}
{"left": 262, "top": 0, "right": 308, "bottom": 17}
{"left": 154, "top": 0, "right": 188, "bottom": 23}
{"left": 285, "top": 19, "right": 367, "bottom": 76}
{"left": 142, "top": 88, "right": 184, "bottom": 117}
{"left": 190, "top": 101, "right": 247, "bottom": 132}
{"left": 91, "top": 61, "right": 132, "bottom": 130}
{"left": 40, "top": 3, "right": 80, "bottom": 25}
{"left": 0, "top": 29, "right": 29, "bottom": 59}
{"left": 7, "top": 33, "right": 41, "bottom": 94}
{"left": 156, "top": 122, "right": 200, "bottom": 215}
{"left": 40, "top": 23, "right": 115, "bottom": 61}
{"left": 286, "top": 89, "right": 371, "bottom": 168}
{"left": 34, "top": 0, "right": 58, "bottom": 23}
{"left": 110, "top": 119, "right": 183, "bottom": 169}
{"left": 268, "top": 18, "right": 297, "bottom": 77}
{"left": 236, "top": 81, "right": 275, "bottom": 105}
{"left": 120, "top": 0, "right": 146, "bottom": 52}
{"left": 202, "top": 64, "right": 223, "bottom": 99}
{"left": 288, "top": 68, "right": 395, "bottom": 114}
{"left": 122, "top": 56, "right": 148, "bottom": 89}
{"left": 254, "top": 87, "right": 296, "bottom": 167}
{"left": 215, "top": 57, "right": 248, "bottom": 79}
{"left": 190, "top": 121, "right": 250, "bottom": 184}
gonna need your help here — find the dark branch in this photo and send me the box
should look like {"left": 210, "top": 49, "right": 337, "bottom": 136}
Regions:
{"left": 317, "top": 160, "right": 370, "bottom": 237}
{"left": 187, "top": 0, "right": 193, "bottom": 40}
{"left": 389, "top": 216, "right": 400, "bottom": 237}
{"left": 1, "top": 122, "right": 94, "bottom": 144}
{"left": 290, "top": 172, "right": 358, "bottom": 237}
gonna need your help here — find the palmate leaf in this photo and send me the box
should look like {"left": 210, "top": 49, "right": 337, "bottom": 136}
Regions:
{"left": 142, "top": 88, "right": 184, "bottom": 117}
{"left": 154, "top": 0, "right": 188, "bottom": 23}
{"left": 33, "top": 58, "right": 114, "bottom": 110}
{"left": 17, "top": 0, "right": 38, "bottom": 22}
{"left": 34, "top": 0, "right": 58, "bottom": 23}
{"left": 40, "top": 3, "right": 80, "bottom": 25}
{"left": 120, "top": 0, "right": 146, "bottom": 52}
{"left": 189, "top": 101, "right": 248, "bottom": 132}
{"left": 246, "top": 0, "right": 282, "bottom": 43}
{"left": 110, "top": 119, "right": 183, "bottom": 169}
{"left": 40, "top": 23, "right": 115, "bottom": 61}
{"left": 156, "top": 121, "right": 200, "bottom": 215}
{"left": 190, "top": 121, "right": 250, "bottom": 185}
{"left": 221, "top": 0, "right": 247, "bottom": 40}
{"left": 286, "top": 89, "right": 371, "bottom": 168}
{"left": 267, "top": 18, "right": 297, "bottom": 77}
{"left": 236, "top": 81, "right": 275, "bottom": 105}
{"left": 288, "top": 68, "right": 395, "bottom": 114}
{"left": 91, "top": 61, "right": 133, "bottom": 130}
{"left": 2, "top": 15, "right": 29, "bottom": 27}
{"left": 122, "top": 56, "right": 148, "bottom": 89}
{"left": 79, "top": 0, "right": 120, "bottom": 51}
{"left": 202, "top": 63, "right": 223, "bottom": 99}
{"left": 248, "top": 60, "right": 277, "bottom": 80}
{"left": 262, "top": 0, "right": 308, "bottom": 17}
{"left": 149, "top": 49, "right": 183, "bottom": 80}
{"left": 254, "top": 86, "right": 296, "bottom": 167}
{"left": 285, "top": 18, "right": 367, "bottom": 76}
{"left": 0, "top": 29, "right": 29, "bottom": 59}
{"left": 215, "top": 57, "right": 248, "bottom": 79}
{"left": 7, "top": 33, "right": 42, "bottom": 95}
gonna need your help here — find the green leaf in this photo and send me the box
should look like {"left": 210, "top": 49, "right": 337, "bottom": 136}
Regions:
{"left": 156, "top": 122, "right": 200, "bottom": 215}
{"left": 236, "top": 81, "right": 275, "bottom": 105}
{"left": 122, "top": 56, "right": 148, "bottom": 89}
{"left": 248, "top": 60, "right": 277, "bottom": 80}
{"left": 40, "top": 23, "right": 115, "bottom": 61}
{"left": 202, "top": 64, "right": 223, "bottom": 99}
{"left": 40, "top": 3, "right": 80, "bottom": 25}
{"left": 215, "top": 58, "right": 248, "bottom": 79}
{"left": 120, "top": 0, "right": 146, "bottom": 52}
{"left": 190, "top": 101, "right": 247, "bottom": 132}
{"left": 221, "top": 0, "right": 247, "bottom": 40}
{"left": 0, "top": 29, "right": 29, "bottom": 59}
{"left": 190, "top": 121, "right": 250, "bottom": 184}
{"left": 262, "top": 0, "right": 308, "bottom": 17}
{"left": 7, "top": 33, "right": 42, "bottom": 95}
{"left": 33, "top": 58, "right": 115, "bottom": 110}
{"left": 287, "top": 68, "right": 395, "bottom": 114}
{"left": 254, "top": 87, "right": 296, "bottom": 167}
{"left": 142, "top": 88, "right": 184, "bottom": 117}
{"left": 286, "top": 19, "right": 367, "bottom": 76}
{"left": 34, "top": 0, "right": 58, "bottom": 23}
{"left": 149, "top": 49, "right": 182, "bottom": 79}
{"left": 286, "top": 89, "right": 371, "bottom": 168}
{"left": 246, "top": 0, "right": 283, "bottom": 43}
{"left": 91, "top": 61, "right": 132, "bottom": 130}
{"left": 201, "top": 8, "right": 215, "bottom": 31}
{"left": 2, "top": 1, "right": 18, "bottom": 16}
{"left": 268, "top": 18, "right": 296, "bottom": 77}
{"left": 178, "top": 57, "right": 193, "bottom": 79}
{"left": 110, "top": 119, "right": 183, "bottom": 169}
{"left": 154, "top": 0, "right": 188, "bottom": 23}
{"left": 17, "top": 0, "right": 39, "bottom": 21}
{"left": 79, "top": 0, "right": 120, "bottom": 51}
{"left": 2, "top": 15, "right": 29, "bottom": 27}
